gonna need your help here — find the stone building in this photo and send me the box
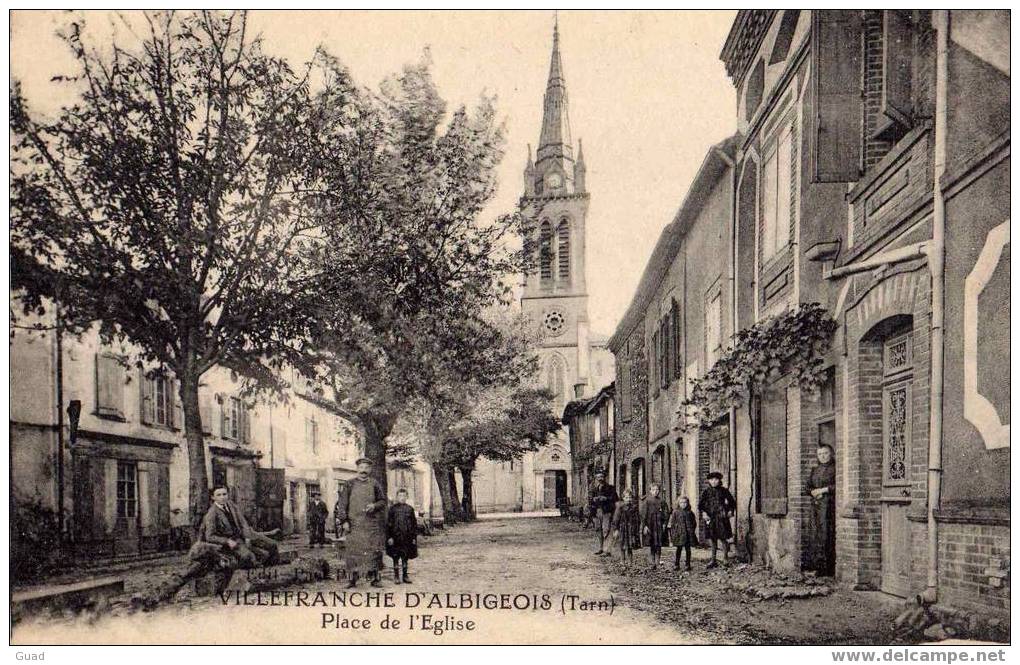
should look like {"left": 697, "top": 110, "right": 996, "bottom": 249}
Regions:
{"left": 563, "top": 383, "right": 615, "bottom": 509}
{"left": 470, "top": 20, "right": 614, "bottom": 513}
{"left": 10, "top": 318, "right": 362, "bottom": 557}
{"left": 607, "top": 135, "right": 739, "bottom": 514}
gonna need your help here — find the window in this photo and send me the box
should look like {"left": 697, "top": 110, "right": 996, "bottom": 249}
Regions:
{"left": 706, "top": 292, "right": 722, "bottom": 368}
{"left": 761, "top": 125, "right": 793, "bottom": 261}
{"left": 671, "top": 299, "right": 682, "bottom": 381}
{"left": 816, "top": 367, "right": 837, "bottom": 458}
{"left": 116, "top": 460, "right": 138, "bottom": 520}
{"left": 539, "top": 221, "right": 553, "bottom": 281}
{"left": 222, "top": 396, "right": 249, "bottom": 443}
{"left": 557, "top": 220, "right": 570, "bottom": 280}
{"left": 546, "top": 356, "right": 566, "bottom": 415}
{"left": 306, "top": 416, "right": 320, "bottom": 455}
{"left": 650, "top": 330, "right": 660, "bottom": 396}
{"left": 141, "top": 373, "right": 175, "bottom": 428}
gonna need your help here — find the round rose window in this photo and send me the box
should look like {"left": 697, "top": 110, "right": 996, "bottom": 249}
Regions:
{"left": 543, "top": 309, "right": 566, "bottom": 336}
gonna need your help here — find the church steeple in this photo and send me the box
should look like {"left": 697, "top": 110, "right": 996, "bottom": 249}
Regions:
{"left": 536, "top": 18, "right": 574, "bottom": 174}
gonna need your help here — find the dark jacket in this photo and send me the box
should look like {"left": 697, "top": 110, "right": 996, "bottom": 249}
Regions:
{"left": 668, "top": 506, "right": 699, "bottom": 547}
{"left": 308, "top": 499, "right": 329, "bottom": 525}
{"left": 640, "top": 494, "right": 667, "bottom": 548}
{"left": 698, "top": 485, "right": 736, "bottom": 541}
{"left": 611, "top": 499, "right": 640, "bottom": 550}
{"left": 200, "top": 500, "right": 251, "bottom": 547}
{"left": 386, "top": 502, "right": 419, "bottom": 560}
{"left": 588, "top": 481, "right": 619, "bottom": 515}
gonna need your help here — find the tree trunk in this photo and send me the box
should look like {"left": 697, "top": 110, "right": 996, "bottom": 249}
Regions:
{"left": 179, "top": 369, "right": 209, "bottom": 529}
{"left": 432, "top": 464, "right": 464, "bottom": 523}
{"left": 459, "top": 465, "right": 476, "bottom": 520}
{"left": 362, "top": 411, "right": 398, "bottom": 496}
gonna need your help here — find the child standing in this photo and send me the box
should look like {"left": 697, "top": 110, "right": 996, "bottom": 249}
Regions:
{"left": 611, "top": 490, "right": 640, "bottom": 566}
{"left": 698, "top": 471, "right": 736, "bottom": 569}
{"left": 667, "top": 496, "right": 699, "bottom": 571}
{"left": 640, "top": 483, "right": 666, "bottom": 568}
{"left": 385, "top": 489, "right": 418, "bottom": 584}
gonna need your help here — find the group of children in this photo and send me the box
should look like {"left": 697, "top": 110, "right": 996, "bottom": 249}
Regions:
{"left": 609, "top": 471, "right": 736, "bottom": 571}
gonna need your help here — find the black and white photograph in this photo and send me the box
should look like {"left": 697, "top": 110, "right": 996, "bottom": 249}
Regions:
{"left": 6, "top": 8, "right": 1012, "bottom": 652}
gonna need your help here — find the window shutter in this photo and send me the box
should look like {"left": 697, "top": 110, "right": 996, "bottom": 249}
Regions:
{"left": 243, "top": 406, "right": 253, "bottom": 444}
{"left": 760, "top": 387, "right": 789, "bottom": 515}
{"left": 96, "top": 354, "right": 125, "bottom": 419}
{"left": 811, "top": 10, "right": 863, "bottom": 182}
{"left": 305, "top": 417, "right": 313, "bottom": 452}
{"left": 139, "top": 371, "right": 153, "bottom": 425}
{"left": 199, "top": 393, "right": 213, "bottom": 435}
{"left": 172, "top": 381, "right": 183, "bottom": 430}
{"left": 220, "top": 399, "right": 228, "bottom": 439}
{"left": 103, "top": 458, "right": 118, "bottom": 533}
{"left": 672, "top": 300, "right": 682, "bottom": 380}
{"left": 882, "top": 10, "right": 914, "bottom": 127}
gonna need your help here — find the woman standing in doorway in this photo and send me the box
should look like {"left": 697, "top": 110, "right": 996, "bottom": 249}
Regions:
{"left": 806, "top": 444, "right": 836, "bottom": 576}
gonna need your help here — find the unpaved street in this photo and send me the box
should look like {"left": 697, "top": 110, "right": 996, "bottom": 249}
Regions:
{"left": 13, "top": 516, "right": 903, "bottom": 645}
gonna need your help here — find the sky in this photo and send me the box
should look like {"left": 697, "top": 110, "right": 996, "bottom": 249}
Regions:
{"left": 10, "top": 10, "right": 738, "bottom": 338}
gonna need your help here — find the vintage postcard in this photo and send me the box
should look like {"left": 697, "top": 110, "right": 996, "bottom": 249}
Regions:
{"left": 7, "top": 9, "right": 1011, "bottom": 651}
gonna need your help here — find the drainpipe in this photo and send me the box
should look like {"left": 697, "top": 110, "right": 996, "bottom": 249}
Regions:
{"left": 923, "top": 9, "right": 949, "bottom": 604}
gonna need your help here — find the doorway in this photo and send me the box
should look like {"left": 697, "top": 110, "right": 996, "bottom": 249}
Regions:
{"left": 543, "top": 470, "right": 567, "bottom": 509}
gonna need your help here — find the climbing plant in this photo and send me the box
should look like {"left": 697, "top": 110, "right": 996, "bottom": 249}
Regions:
{"left": 677, "top": 302, "right": 837, "bottom": 557}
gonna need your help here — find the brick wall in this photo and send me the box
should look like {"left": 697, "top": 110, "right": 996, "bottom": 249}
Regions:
{"left": 938, "top": 521, "right": 1010, "bottom": 617}
{"left": 862, "top": 11, "right": 894, "bottom": 171}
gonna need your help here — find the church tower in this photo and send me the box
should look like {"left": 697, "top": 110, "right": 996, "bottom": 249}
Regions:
{"left": 517, "top": 18, "right": 591, "bottom": 511}
{"left": 521, "top": 18, "right": 592, "bottom": 415}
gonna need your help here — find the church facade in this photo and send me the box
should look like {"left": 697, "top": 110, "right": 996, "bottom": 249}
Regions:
{"left": 468, "top": 21, "right": 614, "bottom": 513}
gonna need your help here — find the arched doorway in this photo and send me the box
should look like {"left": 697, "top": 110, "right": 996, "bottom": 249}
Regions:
{"left": 631, "top": 458, "right": 646, "bottom": 499}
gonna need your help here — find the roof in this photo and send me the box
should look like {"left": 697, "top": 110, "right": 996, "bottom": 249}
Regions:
{"left": 561, "top": 381, "right": 615, "bottom": 423}
{"left": 607, "top": 134, "right": 741, "bottom": 352}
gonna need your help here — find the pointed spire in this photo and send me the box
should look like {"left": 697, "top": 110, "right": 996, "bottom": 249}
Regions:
{"left": 576, "top": 138, "right": 585, "bottom": 165}
{"left": 526, "top": 143, "right": 534, "bottom": 169}
{"left": 537, "top": 15, "right": 572, "bottom": 168}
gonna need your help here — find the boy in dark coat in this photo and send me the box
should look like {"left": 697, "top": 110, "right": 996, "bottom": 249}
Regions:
{"left": 386, "top": 488, "right": 418, "bottom": 584}
{"left": 307, "top": 492, "right": 329, "bottom": 548}
{"left": 667, "top": 496, "right": 699, "bottom": 571}
{"left": 698, "top": 471, "right": 736, "bottom": 569}
{"left": 611, "top": 490, "right": 640, "bottom": 566}
{"left": 640, "top": 483, "right": 667, "bottom": 568}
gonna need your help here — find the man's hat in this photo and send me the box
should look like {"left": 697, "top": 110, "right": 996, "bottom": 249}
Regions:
{"left": 594, "top": 469, "right": 605, "bottom": 477}
{"left": 355, "top": 457, "right": 374, "bottom": 467}
{"left": 707, "top": 471, "right": 723, "bottom": 480}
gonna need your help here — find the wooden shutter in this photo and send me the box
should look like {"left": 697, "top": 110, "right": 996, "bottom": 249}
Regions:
{"left": 199, "top": 393, "right": 213, "bottom": 435}
{"left": 96, "top": 354, "right": 125, "bottom": 419}
{"left": 138, "top": 463, "right": 152, "bottom": 529}
{"left": 72, "top": 454, "right": 95, "bottom": 541}
{"left": 139, "top": 371, "right": 153, "bottom": 425}
{"left": 220, "top": 398, "right": 228, "bottom": 439}
{"left": 671, "top": 300, "right": 682, "bottom": 380}
{"left": 103, "top": 458, "right": 118, "bottom": 534}
{"left": 172, "top": 380, "right": 183, "bottom": 430}
{"left": 243, "top": 406, "right": 253, "bottom": 444}
{"left": 882, "top": 10, "right": 914, "bottom": 127}
{"left": 811, "top": 10, "right": 863, "bottom": 182}
{"left": 156, "top": 464, "right": 171, "bottom": 530}
{"left": 760, "top": 387, "right": 789, "bottom": 515}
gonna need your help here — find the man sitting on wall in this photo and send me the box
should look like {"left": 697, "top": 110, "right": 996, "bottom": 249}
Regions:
{"left": 133, "top": 486, "right": 279, "bottom": 610}
{"left": 200, "top": 485, "right": 280, "bottom": 567}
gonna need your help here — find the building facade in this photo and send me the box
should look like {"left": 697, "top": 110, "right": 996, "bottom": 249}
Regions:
{"left": 607, "top": 136, "right": 739, "bottom": 519}
{"left": 563, "top": 383, "right": 615, "bottom": 509}
{"left": 10, "top": 319, "right": 363, "bottom": 559}
{"left": 470, "top": 20, "right": 614, "bottom": 513}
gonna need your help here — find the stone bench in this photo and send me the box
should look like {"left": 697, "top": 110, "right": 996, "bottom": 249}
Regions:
{"left": 12, "top": 576, "right": 125, "bottom": 621}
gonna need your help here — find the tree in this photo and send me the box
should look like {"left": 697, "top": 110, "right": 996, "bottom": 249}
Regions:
{"left": 678, "top": 302, "right": 836, "bottom": 558}
{"left": 300, "top": 56, "right": 535, "bottom": 492}
{"left": 10, "top": 11, "right": 339, "bottom": 524}
{"left": 441, "top": 386, "right": 561, "bottom": 519}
